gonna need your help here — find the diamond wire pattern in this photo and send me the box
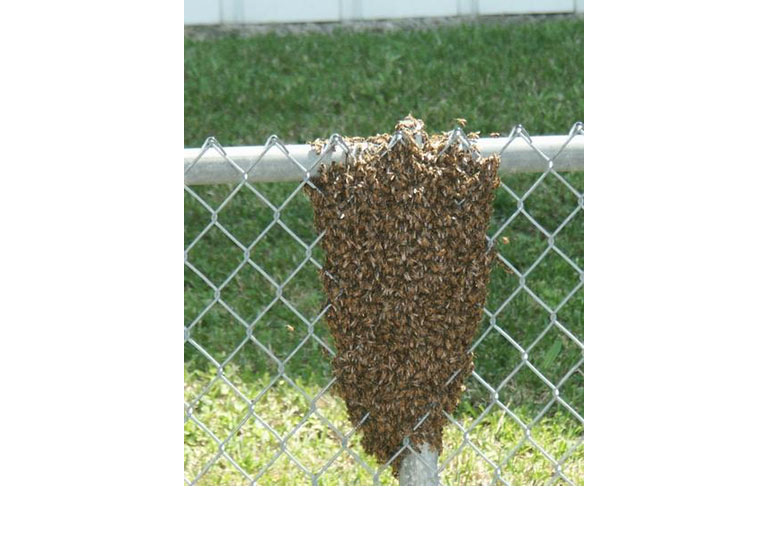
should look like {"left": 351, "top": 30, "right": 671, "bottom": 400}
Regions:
{"left": 184, "top": 124, "right": 584, "bottom": 485}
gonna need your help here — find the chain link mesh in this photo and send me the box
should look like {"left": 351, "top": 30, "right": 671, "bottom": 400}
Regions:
{"left": 184, "top": 123, "right": 584, "bottom": 485}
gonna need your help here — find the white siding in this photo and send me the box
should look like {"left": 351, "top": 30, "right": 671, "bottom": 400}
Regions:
{"left": 478, "top": 0, "right": 575, "bottom": 15}
{"left": 185, "top": 0, "right": 579, "bottom": 26}
{"left": 242, "top": 0, "right": 339, "bottom": 24}
{"left": 357, "top": 0, "right": 458, "bottom": 20}
{"left": 185, "top": 0, "right": 221, "bottom": 25}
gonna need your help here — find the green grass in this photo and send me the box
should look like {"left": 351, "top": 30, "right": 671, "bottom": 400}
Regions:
{"left": 185, "top": 18, "right": 583, "bottom": 146}
{"left": 185, "top": 17, "right": 583, "bottom": 486}
{"left": 185, "top": 364, "right": 583, "bottom": 486}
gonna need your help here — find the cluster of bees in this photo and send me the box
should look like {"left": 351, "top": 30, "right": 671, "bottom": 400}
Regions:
{"left": 305, "top": 116, "right": 500, "bottom": 476}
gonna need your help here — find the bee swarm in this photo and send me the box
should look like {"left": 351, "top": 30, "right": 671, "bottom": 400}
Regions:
{"left": 305, "top": 117, "right": 500, "bottom": 475}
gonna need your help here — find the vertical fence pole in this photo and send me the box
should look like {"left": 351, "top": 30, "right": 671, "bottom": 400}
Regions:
{"left": 399, "top": 443, "right": 439, "bottom": 485}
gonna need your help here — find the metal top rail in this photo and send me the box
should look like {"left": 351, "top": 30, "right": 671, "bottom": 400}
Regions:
{"left": 184, "top": 133, "right": 584, "bottom": 185}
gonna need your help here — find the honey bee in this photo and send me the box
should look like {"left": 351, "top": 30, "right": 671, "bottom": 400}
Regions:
{"left": 304, "top": 116, "right": 500, "bottom": 474}
{"left": 285, "top": 324, "right": 295, "bottom": 332}
{"left": 454, "top": 118, "right": 467, "bottom": 127}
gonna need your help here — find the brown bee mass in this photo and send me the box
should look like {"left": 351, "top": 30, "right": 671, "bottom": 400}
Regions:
{"left": 305, "top": 117, "right": 500, "bottom": 476}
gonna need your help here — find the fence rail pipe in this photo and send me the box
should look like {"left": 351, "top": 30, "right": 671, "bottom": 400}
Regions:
{"left": 183, "top": 135, "right": 584, "bottom": 185}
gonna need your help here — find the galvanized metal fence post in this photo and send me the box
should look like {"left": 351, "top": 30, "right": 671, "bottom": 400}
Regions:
{"left": 399, "top": 443, "right": 439, "bottom": 485}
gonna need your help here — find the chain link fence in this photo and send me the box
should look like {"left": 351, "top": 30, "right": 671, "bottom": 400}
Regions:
{"left": 184, "top": 123, "right": 584, "bottom": 485}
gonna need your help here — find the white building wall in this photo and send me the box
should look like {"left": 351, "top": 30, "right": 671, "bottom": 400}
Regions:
{"left": 185, "top": 0, "right": 582, "bottom": 25}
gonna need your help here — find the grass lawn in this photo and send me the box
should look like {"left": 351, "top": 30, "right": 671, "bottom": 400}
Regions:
{"left": 185, "top": 16, "right": 584, "bottom": 485}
